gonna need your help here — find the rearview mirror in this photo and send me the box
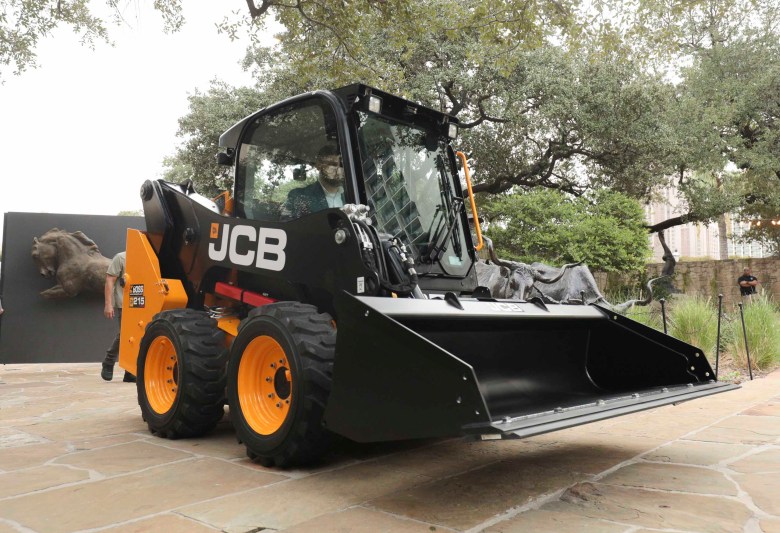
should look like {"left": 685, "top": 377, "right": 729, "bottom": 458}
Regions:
{"left": 216, "top": 151, "right": 234, "bottom": 166}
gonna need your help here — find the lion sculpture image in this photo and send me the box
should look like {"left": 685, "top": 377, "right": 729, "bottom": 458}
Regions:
{"left": 31, "top": 228, "right": 111, "bottom": 299}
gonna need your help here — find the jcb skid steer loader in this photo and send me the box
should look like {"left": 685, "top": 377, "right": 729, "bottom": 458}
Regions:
{"left": 118, "top": 84, "right": 738, "bottom": 467}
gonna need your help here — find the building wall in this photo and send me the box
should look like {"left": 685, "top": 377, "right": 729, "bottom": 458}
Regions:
{"left": 645, "top": 258, "right": 780, "bottom": 309}
{"left": 0, "top": 212, "right": 145, "bottom": 364}
{"left": 645, "top": 187, "right": 772, "bottom": 262}
{"left": 645, "top": 188, "right": 722, "bottom": 262}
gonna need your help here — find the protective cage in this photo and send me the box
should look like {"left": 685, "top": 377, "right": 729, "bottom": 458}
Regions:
{"left": 323, "top": 293, "right": 738, "bottom": 443}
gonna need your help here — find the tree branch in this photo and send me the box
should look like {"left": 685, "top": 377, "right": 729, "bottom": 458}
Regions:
{"left": 647, "top": 214, "right": 693, "bottom": 233}
{"left": 246, "top": 0, "right": 276, "bottom": 18}
{"left": 657, "top": 230, "right": 677, "bottom": 277}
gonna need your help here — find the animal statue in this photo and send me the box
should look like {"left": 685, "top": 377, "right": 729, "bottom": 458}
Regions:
{"left": 476, "top": 236, "right": 657, "bottom": 312}
{"left": 475, "top": 237, "right": 580, "bottom": 300}
{"left": 528, "top": 262, "right": 657, "bottom": 313}
{"left": 31, "top": 228, "right": 111, "bottom": 299}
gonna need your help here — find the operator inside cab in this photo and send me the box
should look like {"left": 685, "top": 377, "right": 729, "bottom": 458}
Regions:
{"left": 281, "top": 145, "right": 345, "bottom": 219}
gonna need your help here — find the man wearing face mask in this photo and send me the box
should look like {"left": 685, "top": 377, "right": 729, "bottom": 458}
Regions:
{"left": 282, "top": 144, "right": 345, "bottom": 218}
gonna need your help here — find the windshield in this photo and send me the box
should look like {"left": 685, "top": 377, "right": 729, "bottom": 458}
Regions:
{"left": 356, "top": 112, "right": 470, "bottom": 276}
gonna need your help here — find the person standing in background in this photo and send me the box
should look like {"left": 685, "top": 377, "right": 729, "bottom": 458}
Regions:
{"left": 101, "top": 251, "right": 135, "bottom": 382}
{"left": 737, "top": 267, "right": 759, "bottom": 300}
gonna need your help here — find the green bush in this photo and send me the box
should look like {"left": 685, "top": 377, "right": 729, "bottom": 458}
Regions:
{"left": 666, "top": 296, "right": 720, "bottom": 359}
{"left": 727, "top": 293, "right": 780, "bottom": 371}
{"left": 624, "top": 303, "right": 664, "bottom": 332}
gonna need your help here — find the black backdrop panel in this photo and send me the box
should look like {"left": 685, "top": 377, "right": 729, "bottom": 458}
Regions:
{"left": 0, "top": 212, "right": 145, "bottom": 364}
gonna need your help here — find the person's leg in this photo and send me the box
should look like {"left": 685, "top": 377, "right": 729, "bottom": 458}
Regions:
{"left": 101, "top": 308, "right": 122, "bottom": 381}
{"left": 115, "top": 309, "right": 136, "bottom": 382}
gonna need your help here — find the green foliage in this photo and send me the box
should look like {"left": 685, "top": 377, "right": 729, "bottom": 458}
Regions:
{"left": 162, "top": 81, "right": 270, "bottom": 197}
{"left": 727, "top": 294, "right": 780, "bottom": 371}
{"left": 669, "top": 34, "right": 780, "bottom": 238}
{"left": 234, "top": 8, "right": 689, "bottom": 202}
{"left": 623, "top": 294, "right": 780, "bottom": 374}
{"left": 482, "top": 188, "right": 650, "bottom": 273}
{"left": 0, "top": 0, "right": 184, "bottom": 81}
{"left": 150, "top": 0, "right": 779, "bottom": 254}
{"left": 227, "top": 1, "right": 777, "bottom": 234}
{"left": 666, "top": 296, "right": 720, "bottom": 359}
{"left": 624, "top": 303, "right": 664, "bottom": 332}
{"left": 738, "top": 176, "right": 780, "bottom": 256}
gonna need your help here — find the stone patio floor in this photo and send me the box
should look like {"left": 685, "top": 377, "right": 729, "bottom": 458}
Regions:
{"left": 0, "top": 363, "right": 778, "bottom": 533}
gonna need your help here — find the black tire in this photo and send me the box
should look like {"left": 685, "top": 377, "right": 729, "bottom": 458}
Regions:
{"left": 137, "top": 308, "right": 227, "bottom": 439}
{"left": 227, "top": 302, "right": 336, "bottom": 467}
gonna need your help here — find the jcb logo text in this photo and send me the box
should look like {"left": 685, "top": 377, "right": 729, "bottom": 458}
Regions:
{"left": 208, "top": 223, "right": 287, "bottom": 271}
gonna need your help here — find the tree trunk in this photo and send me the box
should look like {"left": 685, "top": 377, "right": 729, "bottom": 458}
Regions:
{"left": 656, "top": 230, "right": 678, "bottom": 293}
{"left": 717, "top": 214, "right": 729, "bottom": 260}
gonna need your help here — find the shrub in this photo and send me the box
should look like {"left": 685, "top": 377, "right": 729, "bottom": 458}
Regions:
{"left": 666, "top": 296, "right": 720, "bottom": 359}
{"left": 727, "top": 293, "right": 780, "bottom": 371}
{"left": 624, "top": 303, "right": 664, "bottom": 332}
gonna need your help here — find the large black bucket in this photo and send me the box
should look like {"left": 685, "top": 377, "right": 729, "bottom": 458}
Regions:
{"left": 323, "top": 293, "right": 738, "bottom": 442}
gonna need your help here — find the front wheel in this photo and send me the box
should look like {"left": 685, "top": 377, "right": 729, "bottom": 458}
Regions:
{"left": 137, "top": 309, "right": 227, "bottom": 439}
{"left": 227, "top": 302, "right": 336, "bottom": 467}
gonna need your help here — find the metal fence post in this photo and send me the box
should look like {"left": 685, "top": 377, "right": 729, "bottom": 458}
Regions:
{"left": 738, "top": 302, "right": 753, "bottom": 381}
{"left": 715, "top": 294, "right": 723, "bottom": 380}
{"left": 660, "top": 298, "right": 667, "bottom": 334}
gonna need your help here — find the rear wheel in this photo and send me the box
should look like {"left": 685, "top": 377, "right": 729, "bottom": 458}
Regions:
{"left": 137, "top": 309, "right": 227, "bottom": 439}
{"left": 227, "top": 302, "right": 336, "bottom": 467}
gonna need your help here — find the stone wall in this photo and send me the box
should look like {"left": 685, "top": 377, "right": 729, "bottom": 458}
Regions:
{"left": 643, "top": 258, "right": 780, "bottom": 308}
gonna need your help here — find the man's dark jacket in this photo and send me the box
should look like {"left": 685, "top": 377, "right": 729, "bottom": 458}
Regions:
{"left": 284, "top": 182, "right": 343, "bottom": 218}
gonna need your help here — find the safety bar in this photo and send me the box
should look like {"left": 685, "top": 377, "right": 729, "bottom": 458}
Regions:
{"left": 456, "top": 151, "right": 483, "bottom": 251}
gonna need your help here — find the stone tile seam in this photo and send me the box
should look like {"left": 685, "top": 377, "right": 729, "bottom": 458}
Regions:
{"left": 588, "top": 441, "right": 777, "bottom": 522}
{"left": 0, "top": 515, "right": 37, "bottom": 533}
{"left": 18, "top": 424, "right": 141, "bottom": 443}
{"left": 744, "top": 517, "right": 767, "bottom": 533}
{"left": 596, "top": 461, "right": 754, "bottom": 503}
{"left": 162, "top": 475, "right": 307, "bottom": 518}
{"left": 351, "top": 505, "right": 461, "bottom": 533}
{"left": 71, "top": 510, "right": 223, "bottom": 533}
{"left": 0, "top": 436, "right": 174, "bottom": 477}
{"left": 582, "top": 477, "right": 774, "bottom": 525}
{"left": 41, "top": 460, "right": 104, "bottom": 481}
{"left": 43, "top": 436, "right": 150, "bottom": 465}
{"left": 0, "top": 456, "right": 198, "bottom": 503}
{"left": 464, "top": 393, "right": 779, "bottom": 532}
{"left": 383, "top": 391, "right": 780, "bottom": 533}
{"left": 0, "top": 428, "right": 51, "bottom": 443}
{"left": 720, "top": 469, "right": 776, "bottom": 522}
{"left": 461, "top": 486, "right": 570, "bottom": 533}
{"left": 583, "top": 500, "right": 709, "bottom": 533}
{"left": 589, "top": 406, "right": 778, "bottom": 485}
{"left": 462, "top": 487, "right": 707, "bottom": 533}
{"left": 638, "top": 443, "right": 780, "bottom": 474}
{"left": 134, "top": 431, "right": 417, "bottom": 480}
{"left": 82, "top": 435, "right": 217, "bottom": 463}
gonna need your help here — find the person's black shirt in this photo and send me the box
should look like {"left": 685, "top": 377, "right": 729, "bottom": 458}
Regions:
{"left": 738, "top": 274, "right": 757, "bottom": 295}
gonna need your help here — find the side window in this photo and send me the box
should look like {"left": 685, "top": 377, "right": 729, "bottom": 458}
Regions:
{"left": 235, "top": 99, "right": 345, "bottom": 222}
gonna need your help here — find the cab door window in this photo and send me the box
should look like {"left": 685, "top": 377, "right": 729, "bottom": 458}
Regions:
{"left": 235, "top": 98, "right": 344, "bottom": 222}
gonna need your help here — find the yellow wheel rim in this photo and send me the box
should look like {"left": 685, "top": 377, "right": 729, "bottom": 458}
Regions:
{"left": 144, "top": 336, "right": 179, "bottom": 415}
{"left": 238, "top": 335, "right": 292, "bottom": 435}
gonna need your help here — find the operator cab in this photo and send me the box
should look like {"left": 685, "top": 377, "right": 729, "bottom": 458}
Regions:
{"left": 218, "top": 84, "right": 475, "bottom": 286}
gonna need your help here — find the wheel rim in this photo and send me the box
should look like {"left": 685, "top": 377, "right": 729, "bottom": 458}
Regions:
{"left": 238, "top": 335, "right": 292, "bottom": 435}
{"left": 145, "top": 336, "right": 179, "bottom": 414}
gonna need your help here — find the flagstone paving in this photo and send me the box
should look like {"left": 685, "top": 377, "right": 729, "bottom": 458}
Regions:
{"left": 0, "top": 363, "right": 778, "bottom": 532}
